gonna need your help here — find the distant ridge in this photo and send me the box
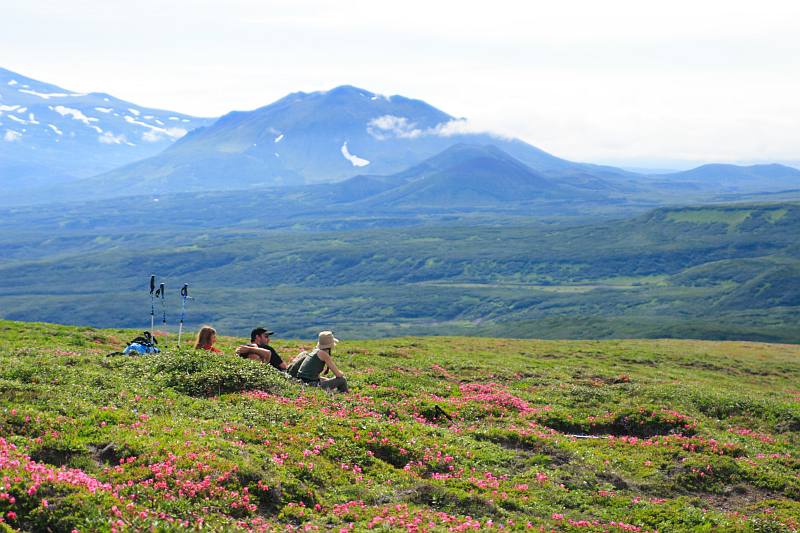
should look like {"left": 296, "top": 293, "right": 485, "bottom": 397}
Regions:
{"left": 4, "top": 72, "right": 800, "bottom": 205}
{"left": 0, "top": 66, "right": 214, "bottom": 200}
{"left": 660, "top": 163, "right": 800, "bottom": 191}
{"left": 318, "top": 144, "right": 593, "bottom": 208}
{"left": 72, "top": 85, "right": 601, "bottom": 199}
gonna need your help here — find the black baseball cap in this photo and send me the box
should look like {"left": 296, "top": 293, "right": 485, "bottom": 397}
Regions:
{"left": 250, "top": 327, "right": 275, "bottom": 341}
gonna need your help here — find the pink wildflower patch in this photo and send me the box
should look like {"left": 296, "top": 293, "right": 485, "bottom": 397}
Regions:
{"left": 456, "top": 383, "right": 536, "bottom": 414}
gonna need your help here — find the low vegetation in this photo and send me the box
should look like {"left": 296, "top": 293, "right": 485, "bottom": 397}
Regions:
{"left": 1, "top": 320, "right": 799, "bottom": 531}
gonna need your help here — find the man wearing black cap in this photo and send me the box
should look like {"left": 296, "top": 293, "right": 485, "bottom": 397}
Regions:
{"left": 236, "top": 327, "right": 287, "bottom": 370}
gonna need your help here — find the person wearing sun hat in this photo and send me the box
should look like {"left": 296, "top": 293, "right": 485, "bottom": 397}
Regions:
{"left": 297, "top": 331, "right": 349, "bottom": 393}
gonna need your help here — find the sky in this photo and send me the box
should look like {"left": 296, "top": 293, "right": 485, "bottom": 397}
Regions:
{"left": 3, "top": 0, "right": 800, "bottom": 169}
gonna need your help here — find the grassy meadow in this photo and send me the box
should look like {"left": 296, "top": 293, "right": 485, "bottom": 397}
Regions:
{"left": 1, "top": 320, "right": 799, "bottom": 531}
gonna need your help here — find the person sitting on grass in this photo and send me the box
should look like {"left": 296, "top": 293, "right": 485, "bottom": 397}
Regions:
{"left": 297, "top": 331, "right": 349, "bottom": 393}
{"left": 235, "top": 327, "right": 287, "bottom": 371}
{"left": 195, "top": 325, "right": 222, "bottom": 353}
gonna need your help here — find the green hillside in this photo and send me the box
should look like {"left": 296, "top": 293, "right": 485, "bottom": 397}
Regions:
{"left": 1, "top": 320, "right": 798, "bottom": 531}
{"left": 0, "top": 202, "right": 798, "bottom": 342}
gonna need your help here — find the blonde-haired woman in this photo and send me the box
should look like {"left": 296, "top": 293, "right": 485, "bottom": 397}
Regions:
{"left": 297, "top": 331, "right": 348, "bottom": 393}
{"left": 194, "top": 325, "right": 222, "bottom": 353}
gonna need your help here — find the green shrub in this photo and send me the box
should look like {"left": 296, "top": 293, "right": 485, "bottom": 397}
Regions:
{"left": 135, "top": 349, "right": 292, "bottom": 397}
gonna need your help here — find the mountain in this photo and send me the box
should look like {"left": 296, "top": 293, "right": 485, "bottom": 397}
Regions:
{"left": 658, "top": 163, "right": 800, "bottom": 192}
{"left": 307, "top": 144, "right": 599, "bottom": 208}
{"left": 0, "top": 67, "right": 214, "bottom": 199}
{"left": 75, "top": 85, "right": 622, "bottom": 199}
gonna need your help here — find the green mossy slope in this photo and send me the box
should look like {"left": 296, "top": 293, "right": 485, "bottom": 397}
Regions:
{"left": 1, "top": 320, "right": 799, "bottom": 531}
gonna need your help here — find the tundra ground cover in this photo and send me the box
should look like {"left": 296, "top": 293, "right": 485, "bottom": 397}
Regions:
{"left": 0, "top": 320, "right": 798, "bottom": 531}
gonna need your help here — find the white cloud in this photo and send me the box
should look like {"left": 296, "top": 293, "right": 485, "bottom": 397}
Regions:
{"left": 48, "top": 124, "right": 63, "bottom": 135}
{"left": 367, "top": 115, "right": 423, "bottom": 140}
{"left": 94, "top": 107, "right": 113, "bottom": 113}
{"left": 142, "top": 130, "right": 163, "bottom": 142}
{"left": 7, "top": 80, "right": 17, "bottom": 86}
{"left": 341, "top": 141, "right": 369, "bottom": 167}
{"left": 98, "top": 131, "right": 126, "bottom": 144}
{"left": 367, "top": 115, "right": 502, "bottom": 141}
{"left": 429, "top": 118, "right": 507, "bottom": 138}
{"left": 4, "top": 129, "right": 21, "bottom": 142}
{"left": 274, "top": 133, "right": 284, "bottom": 143}
{"left": 0, "top": 105, "right": 20, "bottom": 112}
{"left": 128, "top": 108, "right": 140, "bottom": 116}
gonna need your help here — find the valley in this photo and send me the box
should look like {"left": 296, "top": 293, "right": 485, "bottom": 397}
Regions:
{"left": 1, "top": 202, "right": 798, "bottom": 342}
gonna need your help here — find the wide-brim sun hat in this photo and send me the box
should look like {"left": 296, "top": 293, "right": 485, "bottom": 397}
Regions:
{"left": 316, "top": 331, "right": 339, "bottom": 349}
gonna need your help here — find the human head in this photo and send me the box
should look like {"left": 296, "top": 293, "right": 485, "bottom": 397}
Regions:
{"left": 316, "top": 331, "right": 339, "bottom": 351}
{"left": 250, "top": 327, "right": 275, "bottom": 343}
{"left": 195, "top": 325, "right": 217, "bottom": 348}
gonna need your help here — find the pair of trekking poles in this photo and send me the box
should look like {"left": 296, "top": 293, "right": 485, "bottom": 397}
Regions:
{"left": 149, "top": 275, "right": 192, "bottom": 346}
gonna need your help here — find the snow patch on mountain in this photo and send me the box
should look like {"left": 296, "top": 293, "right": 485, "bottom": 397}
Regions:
{"left": 98, "top": 131, "right": 127, "bottom": 145}
{"left": 341, "top": 142, "right": 370, "bottom": 167}
{"left": 52, "top": 106, "right": 99, "bottom": 127}
{"left": 124, "top": 114, "right": 187, "bottom": 142}
{"left": 18, "top": 89, "right": 70, "bottom": 99}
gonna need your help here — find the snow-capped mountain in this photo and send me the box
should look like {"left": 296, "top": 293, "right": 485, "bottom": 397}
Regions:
{"left": 0, "top": 67, "right": 214, "bottom": 193}
{"left": 77, "top": 85, "right": 625, "bottom": 198}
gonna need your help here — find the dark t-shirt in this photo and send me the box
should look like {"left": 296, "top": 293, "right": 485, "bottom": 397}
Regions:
{"left": 258, "top": 343, "right": 284, "bottom": 370}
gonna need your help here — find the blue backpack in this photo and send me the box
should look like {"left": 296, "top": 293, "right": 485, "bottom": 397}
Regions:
{"left": 122, "top": 331, "right": 161, "bottom": 355}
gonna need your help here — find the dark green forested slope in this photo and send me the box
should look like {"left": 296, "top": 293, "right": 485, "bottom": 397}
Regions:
{"left": 0, "top": 203, "right": 798, "bottom": 341}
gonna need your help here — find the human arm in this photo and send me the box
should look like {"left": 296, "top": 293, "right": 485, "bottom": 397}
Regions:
{"left": 235, "top": 344, "right": 270, "bottom": 362}
{"left": 316, "top": 349, "right": 344, "bottom": 378}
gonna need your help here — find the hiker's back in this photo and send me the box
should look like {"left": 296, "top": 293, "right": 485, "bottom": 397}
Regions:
{"left": 297, "top": 349, "right": 326, "bottom": 381}
{"left": 286, "top": 350, "right": 312, "bottom": 379}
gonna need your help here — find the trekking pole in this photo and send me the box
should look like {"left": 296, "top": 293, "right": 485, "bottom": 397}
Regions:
{"left": 177, "top": 284, "right": 190, "bottom": 346}
{"left": 156, "top": 282, "right": 167, "bottom": 346}
{"left": 149, "top": 275, "right": 156, "bottom": 332}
